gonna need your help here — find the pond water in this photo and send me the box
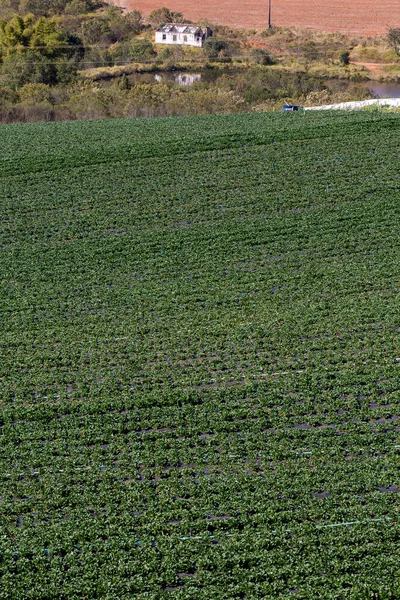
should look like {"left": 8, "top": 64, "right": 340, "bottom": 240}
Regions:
{"left": 127, "top": 70, "right": 400, "bottom": 98}
{"left": 368, "top": 82, "right": 400, "bottom": 98}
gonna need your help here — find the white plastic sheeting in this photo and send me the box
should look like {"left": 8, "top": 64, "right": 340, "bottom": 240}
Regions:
{"left": 305, "top": 98, "right": 400, "bottom": 111}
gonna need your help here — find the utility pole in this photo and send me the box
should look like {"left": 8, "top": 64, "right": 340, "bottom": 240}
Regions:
{"left": 268, "top": 0, "right": 272, "bottom": 28}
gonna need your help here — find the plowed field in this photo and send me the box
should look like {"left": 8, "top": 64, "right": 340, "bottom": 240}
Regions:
{"left": 114, "top": 0, "right": 400, "bottom": 35}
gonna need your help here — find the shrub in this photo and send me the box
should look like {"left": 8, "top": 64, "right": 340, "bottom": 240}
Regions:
{"left": 251, "top": 48, "right": 274, "bottom": 65}
{"left": 339, "top": 50, "right": 350, "bottom": 66}
{"left": 203, "top": 38, "right": 229, "bottom": 61}
{"left": 18, "top": 82, "right": 53, "bottom": 103}
{"left": 64, "top": 0, "right": 89, "bottom": 15}
{"left": 147, "top": 7, "right": 184, "bottom": 28}
{"left": 387, "top": 28, "right": 400, "bottom": 56}
{"left": 0, "top": 51, "right": 58, "bottom": 87}
{"left": 79, "top": 17, "right": 111, "bottom": 45}
{"left": 130, "top": 38, "right": 156, "bottom": 62}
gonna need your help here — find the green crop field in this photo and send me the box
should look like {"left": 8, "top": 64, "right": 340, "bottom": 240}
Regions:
{"left": 1, "top": 110, "right": 400, "bottom": 599}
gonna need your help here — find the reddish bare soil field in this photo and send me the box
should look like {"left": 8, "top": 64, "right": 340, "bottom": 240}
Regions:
{"left": 113, "top": 0, "right": 400, "bottom": 35}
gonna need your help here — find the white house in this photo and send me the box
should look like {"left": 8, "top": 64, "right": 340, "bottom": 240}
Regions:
{"left": 155, "top": 24, "right": 212, "bottom": 48}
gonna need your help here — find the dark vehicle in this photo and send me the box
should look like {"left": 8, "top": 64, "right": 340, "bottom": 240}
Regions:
{"left": 281, "top": 104, "right": 303, "bottom": 112}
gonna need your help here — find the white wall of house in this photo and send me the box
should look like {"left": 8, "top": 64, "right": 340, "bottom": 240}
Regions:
{"left": 155, "top": 31, "right": 204, "bottom": 47}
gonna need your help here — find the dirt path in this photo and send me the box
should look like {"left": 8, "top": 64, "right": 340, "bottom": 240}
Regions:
{"left": 112, "top": 0, "right": 400, "bottom": 35}
{"left": 352, "top": 62, "right": 387, "bottom": 76}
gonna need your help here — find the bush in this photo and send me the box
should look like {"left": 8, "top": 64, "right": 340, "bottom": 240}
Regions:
{"left": 0, "top": 49, "right": 78, "bottom": 87}
{"left": 123, "top": 10, "right": 143, "bottom": 35}
{"left": 55, "top": 56, "right": 79, "bottom": 83}
{"left": 158, "top": 44, "right": 184, "bottom": 65}
{"left": 147, "top": 7, "right": 184, "bottom": 28}
{"left": 203, "top": 38, "right": 229, "bottom": 61}
{"left": 339, "top": 50, "right": 350, "bottom": 66}
{"left": 108, "top": 41, "right": 132, "bottom": 65}
{"left": 251, "top": 48, "right": 274, "bottom": 65}
{"left": 18, "top": 82, "right": 53, "bottom": 103}
{"left": 0, "top": 51, "right": 58, "bottom": 87}
{"left": 18, "top": 0, "right": 101, "bottom": 17}
{"left": 260, "top": 26, "right": 277, "bottom": 38}
{"left": 64, "top": 0, "right": 89, "bottom": 15}
{"left": 387, "top": 28, "right": 400, "bottom": 56}
{"left": 130, "top": 38, "right": 156, "bottom": 62}
{"left": 0, "top": 85, "right": 17, "bottom": 108}
{"left": 79, "top": 17, "right": 111, "bottom": 45}
{"left": 82, "top": 47, "right": 113, "bottom": 69}
{"left": 167, "top": 87, "right": 246, "bottom": 115}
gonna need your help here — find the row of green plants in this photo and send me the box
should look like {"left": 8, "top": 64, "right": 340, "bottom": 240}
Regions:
{"left": 1, "top": 110, "right": 400, "bottom": 597}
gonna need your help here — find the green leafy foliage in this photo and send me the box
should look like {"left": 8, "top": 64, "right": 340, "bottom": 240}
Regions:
{"left": 387, "top": 28, "right": 400, "bottom": 56}
{"left": 0, "top": 13, "right": 81, "bottom": 87}
{"left": 251, "top": 48, "right": 275, "bottom": 65}
{"left": 0, "top": 110, "right": 400, "bottom": 598}
{"left": 148, "top": 6, "right": 184, "bottom": 28}
{"left": 0, "top": 50, "right": 58, "bottom": 86}
{"left": 0, "top": 13, "right": 80, "bottom": 58}
{"left": 203, "top": 37, "right": 230, "bottom": 61}
{"left": 129, "top": 37, "right": 156, "bottom": 62}
{"left": 17, "top": 0, "right": 102, "bottom": 18}
{"left": 339, "top": 50, "right": 351, "bottom": 66}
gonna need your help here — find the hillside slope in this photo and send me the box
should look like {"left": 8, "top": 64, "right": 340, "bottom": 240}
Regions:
{"left": 1, "top": 111, "right": 400, "bottom": 598}
{"left": 113, "top": 0, "right": 400, "bottom": 34}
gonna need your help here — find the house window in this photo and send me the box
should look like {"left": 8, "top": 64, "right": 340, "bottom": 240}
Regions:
{"left": 184, "top": 35, "right": 187, "bottom": 42}
{"left": 173, "top": 35, "right": 177, "bottom": 41}
{"left": 162, "top": 34, "right": 166, "bottom": 40}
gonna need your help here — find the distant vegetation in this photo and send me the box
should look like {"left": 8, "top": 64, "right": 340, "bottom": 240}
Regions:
{"left": 387, "top": 28, "right": 400, "bottom": 56}
{"left": 0, "top": 0, "right": 398, "bottom": 122}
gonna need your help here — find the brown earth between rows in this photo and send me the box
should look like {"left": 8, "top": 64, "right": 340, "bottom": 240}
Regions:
{"left": 112, "top": 0, "right": 400, "bottom": 36}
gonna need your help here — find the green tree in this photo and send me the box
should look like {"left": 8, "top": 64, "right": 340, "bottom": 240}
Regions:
{"left": 19, "top": 0, "right": 101, "bottom": 16}
{"left": 203, "top": 38, "right": 228, "bottom": 61}
{"left": 18, "top": 81, "right": 52, "bottom": 103}
{"left": 130, "top": 38, "right": 156, "bottom": 61}
{"left": 0, "top": 14, "right": 81, "bottom": 58}
{"left": 147, "top": 7, "right": 184, "bottom": 28}
{"left": 22, "top": 12, "right": 35, "bottom": 28}
{"left": 251, "top": 48, "right": 274, "bottom": 65}
{"left": 29, "top": 17, "right": 80, "bottom": 58}
{"left": 159, "top": 44, "right": 184, "bottom": 64}
{"left": 116, "top": 72, "right": 129, "bottom": 90}
{"left": 19, "top": 0, "right": 67, "bottom": 16}
{"left": 0, "top": 15, "right": 26, "bottom": 53}
{"left": 387, "top": 28, "right": 400, "bottom": 56}
{"left": 107, "top": 40, "right": 128, "bottom": 65}
{"left": 79, "top": 17, "right": 110, "bottom": 45}
{"left": 105, "top": 7, "right": 143, "bottom": 43}
{"left": 0, "top": 50, "right": 57, "bottom": 86}
{"left": 55, "top": 55, "right": 79, "bottom": 83}
{"left": 339, "top": 50, "right": 350, "bottom": 66}
{"left": 0, "top": 0, "right": 20, "bottom": 21}
{"left": 64, "top": 0, "right": 91, "bottom": 15}
{"left": 123, "top": 10, "right": 143, "bottom": 35}
{"left": 82, "top": 45, "right": 112, "bottom": 68}
{"left": 0, "top": 83, "right": 16, "bottom": 115}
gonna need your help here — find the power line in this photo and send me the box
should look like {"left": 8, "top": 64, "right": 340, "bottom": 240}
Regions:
{"left": 1, "top": 43, "right": 120, "bottom": 49}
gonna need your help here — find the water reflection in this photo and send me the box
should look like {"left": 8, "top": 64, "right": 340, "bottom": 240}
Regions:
{"left": 154, "top": 73, "right": 202, "bottom": 86}
{"left": 131, "top": 69, "right": 400, "bottom": 98}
